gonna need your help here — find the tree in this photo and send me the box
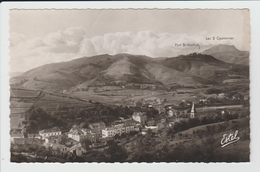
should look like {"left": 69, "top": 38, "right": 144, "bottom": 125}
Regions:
{"left": 58, "top": 134, "right": 67, "bottom": 144}
{"left": 104, "top": 140, "right": 128, "bottom": 162}
{"left": 80, "top": 138, "right": 92, "bottom": 149}
{"left": 114, "top": 134, "right": 121, "bottom": 140}
{"left": 201, "top": 135, "right": 216, "bottom": 161}
{"left": 130, "top": 130, "right": 158, "bottom": 162}
{"left": 188, "top": 118, "right": 200, "bottom": 128}
{"left": 79, "top": 122, "right": 87, "bottom": 128}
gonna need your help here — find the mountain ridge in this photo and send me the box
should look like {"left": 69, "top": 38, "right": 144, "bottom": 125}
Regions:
{"left": 11, "top": 45, "right": 249, "bottom": 92}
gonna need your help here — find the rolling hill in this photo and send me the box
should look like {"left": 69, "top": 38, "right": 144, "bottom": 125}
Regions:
{"left": 159, "top": 52, "right": 249, "bottom": 80}
{"left": 10, "top": 50, "right": 249, "bottom": 92}
{"left": 202, "top": 44, "right": 249, "bottom": 65}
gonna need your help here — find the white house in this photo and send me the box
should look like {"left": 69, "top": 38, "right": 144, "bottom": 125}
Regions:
{"left": 10, "top": 133, "right": 24, "bottom": 143}
{"left": 28, "top": 134, "right": 41, "bottom": 139}
{"left": 102, "top": 120, "right": 137, "bottom": 138}
{"left": 39, "top": 127, "right": 62, "bottom": 139}
{"left": 68, "top": 128, "right": 91, "bottom": 142}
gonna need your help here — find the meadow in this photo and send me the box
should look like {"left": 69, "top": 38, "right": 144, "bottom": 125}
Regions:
{"left": 10, "top": 89, "right": 40, "bottom": 98}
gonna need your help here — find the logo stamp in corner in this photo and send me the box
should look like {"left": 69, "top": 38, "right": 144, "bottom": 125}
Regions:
{"left": 221, "top": 130, "right": 240, "bottom": 147}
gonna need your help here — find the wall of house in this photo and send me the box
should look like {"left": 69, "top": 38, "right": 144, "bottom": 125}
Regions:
{"left": 40, "top": 131, "right": 62, "bottom": 138}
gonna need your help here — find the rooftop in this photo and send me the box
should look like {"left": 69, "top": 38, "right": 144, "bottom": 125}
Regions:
{"left": 69, "top": 128, "right": 84, "bottom": 135}
{"left": 89, "top": 122, "right": 106, "bottom": 128}
{"left": 10, "top": 133, "right": 23, "bottom": 137}
{"left": 165, "top": 104, "right": 191, "bottom": 110}
{"left": 105, "top": 120, "right": 137, "bottom": 130}
{"left": 39, "top": 127, "right": 61, "bottom": 134}
{"left": 28, "top": 134, "right": 40, "bottom": 137}
{"left": 133, "top": 112, "right": 146, "bottom": 116}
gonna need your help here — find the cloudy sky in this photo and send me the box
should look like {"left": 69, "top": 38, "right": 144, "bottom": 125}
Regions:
{"left": 10, "top": 9, "right": 250, "bottom": 73}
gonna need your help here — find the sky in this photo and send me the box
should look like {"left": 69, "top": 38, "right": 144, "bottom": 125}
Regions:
{"left": 9, "top": 9, "right": 250, "bottom": 73}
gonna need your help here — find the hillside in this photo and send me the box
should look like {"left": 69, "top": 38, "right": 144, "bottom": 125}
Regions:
{"left": 202, "top": 44, "right": 249, "bottom": 65}
{"left": 10, "top": 51, "right": 249, "bottom": 92}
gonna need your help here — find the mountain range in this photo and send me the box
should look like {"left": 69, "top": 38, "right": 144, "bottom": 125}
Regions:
{"left": 10, "top": 44, "right": 249, "bottom": 92}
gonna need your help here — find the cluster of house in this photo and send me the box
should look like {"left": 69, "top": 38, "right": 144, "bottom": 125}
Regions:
{"left": 11, "top": 101, "right": 197, "bottom": 143}
{"left": 216, "top": 93, "right": 248, "bottom": 101}
{"left": 38, "top": 123, "right": 105, "bottom": 143}
{"left": 10, "top": 101, "right": 198, "bottom": 158}
{"left": 165, "top": 102, "right": 196, "bottom": 119}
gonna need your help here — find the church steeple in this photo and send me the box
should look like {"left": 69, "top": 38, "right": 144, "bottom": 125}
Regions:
{"left": 190, "top": 102, "right": 195, "bottom": 118}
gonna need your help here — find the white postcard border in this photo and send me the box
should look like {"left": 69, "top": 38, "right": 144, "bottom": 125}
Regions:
{"left": 1, "top": 1, "right": 260, "bottom": 172}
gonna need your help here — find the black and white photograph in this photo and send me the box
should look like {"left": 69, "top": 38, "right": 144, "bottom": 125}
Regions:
{"left": 8, "top": 9, "right": 251, "bottom": 163}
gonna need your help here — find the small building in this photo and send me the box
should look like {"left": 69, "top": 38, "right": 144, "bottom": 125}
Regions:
{"left": 28, "top": 134, "right": 41, "bottom": 139}
{"left": 60, "top": 146, "right": 69, "bottom": 156}
{"left": 39, "top": 127, "right": 62, "bottom": 139}
{"left": 199, "top": 99, "right": 210, "bottom": 104}
{"left": 10, "top": 133, "right": 24, "bottom": 143}
{"left": 217, "top": 93, "right": 226, "bottom": 99}
{"left": 147, "top": 118, "right": 156, "bottom": 126}
{"left": 143, "top": 126, "right": 158, "bottom": 133}
{"left": 132, "top": 112, "right": 147, "bottom": 125}
{"left": 68, "top": 128, "right": 84, "bottom": 142}
{"left": 148, "top": 104, "right": 153, "bottom": 108}
{"left": 68, "top": 127, "right": 94, "bottom": 142}
{"left": 244, "top": 95, "right": 249, "bottom": 100}
{"left": 88, "top": 122, "right": 106, "bottom": 137}
{"left": 69, "top": 146, "right": 87, "bottom": 157}
{"left": 145, "top": 125, "right": 158, "bottom": 130}
{"left": 102, "top": 120, "right": 137, "bottom": 138}
{"left": 165, "top": 104, "right": 191, "bottom": 118}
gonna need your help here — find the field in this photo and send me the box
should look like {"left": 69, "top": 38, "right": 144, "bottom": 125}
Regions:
{"left": 70, "top": 88, "right": 201, "bottom": 105}
{"left": 9, "top": 88, "right": 95, "bottom": 129}
{"left": 70, "top": 91, "right": 127, "bottom": 104}
{"left": 69, "top": 85, "right": 238, "bottom": 105}
{"left": 10, "top": 117, "right": 23, "bottom": 129}
{"left": 34, "top": 93, "right": 92, "bottom": 112}
{"left": 10, "top": 102, "right": 34, "bottom": 108}
{"left": 10, "top": 89, "right": 40, "bottom": 98}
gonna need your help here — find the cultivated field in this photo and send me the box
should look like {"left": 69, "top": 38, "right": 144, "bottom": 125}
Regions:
{"left": 10, "top": 89, "right": 40, "bottom": 98}
{"left": 10, "top": 117, "right": 23, "bottom": 129}
{"left": 70, "top": 86, "right": 221, "bottom": 105}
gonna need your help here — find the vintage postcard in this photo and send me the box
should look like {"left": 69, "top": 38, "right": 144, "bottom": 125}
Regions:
{"left": 8, "top": 8, "right": 251, "bottom": 163}
{"left": 7, "top": 8, "right": 251, "bottom": 164}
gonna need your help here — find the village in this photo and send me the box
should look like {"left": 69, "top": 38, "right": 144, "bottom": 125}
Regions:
{"left": 10, "top": 90, "right": 249, "bottom": 162}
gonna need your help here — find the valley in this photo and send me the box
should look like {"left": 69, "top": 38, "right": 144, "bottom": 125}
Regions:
{"left": 9, "top": 44, "right": 250, "bottom": 162}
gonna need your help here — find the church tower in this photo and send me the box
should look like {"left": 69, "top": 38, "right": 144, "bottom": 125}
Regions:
{"left": 190, "top": 102, "right": 196, "bottom": 118}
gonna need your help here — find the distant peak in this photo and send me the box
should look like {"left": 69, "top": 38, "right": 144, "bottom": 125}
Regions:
{"left": 114, "top": 53, "right": 132, "bottom": 57}
{"left": 214, "top": 44, "right": 237, "bottom": 49}
{"left": 203, "top": 44, "right": 240, "bottom": 54}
